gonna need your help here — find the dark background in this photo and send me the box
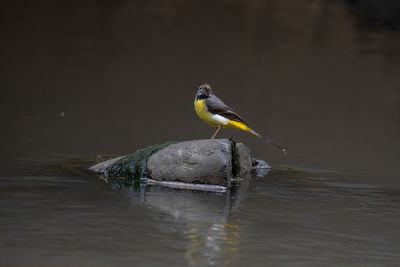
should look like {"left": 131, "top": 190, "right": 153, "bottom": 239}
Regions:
{"left": 1, "top": 0, "right": 400, "bottom": 187}
{"left": 1, "top": 1, "right": 400, "bottom": 266}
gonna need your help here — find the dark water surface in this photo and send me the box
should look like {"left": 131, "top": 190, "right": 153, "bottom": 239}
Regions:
{"left": 1, "top": 0, "right": 400, "bottom": 266}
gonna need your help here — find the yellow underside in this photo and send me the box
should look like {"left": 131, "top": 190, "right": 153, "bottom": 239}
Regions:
{"left": 194, "top": 99, "right": 253, "bottom": 132}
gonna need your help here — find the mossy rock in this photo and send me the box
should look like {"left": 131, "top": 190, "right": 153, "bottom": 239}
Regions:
{"left": 89, "top": 139, "right": 257, "bottom": 188}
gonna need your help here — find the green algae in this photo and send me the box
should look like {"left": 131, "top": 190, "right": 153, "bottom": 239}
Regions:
{"left": 229, "top": 138, "right": 240, "bottom": 177}
{"left": 105, "top": 141, "right": 177, "bottom": 187}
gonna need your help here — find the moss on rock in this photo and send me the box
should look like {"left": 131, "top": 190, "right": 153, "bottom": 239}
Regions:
{"left": 230, "top": 138, "right": 240, "bottom": 177}
{"left": 105, "top": 141, "right": 177, "bottom": 186}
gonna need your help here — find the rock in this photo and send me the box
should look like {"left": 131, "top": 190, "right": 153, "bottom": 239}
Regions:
{"left": 89, "top": 156, "right": 125, "bottom": 174}
{"left": 89, "top": 139, "right": 268, "bottom": 189}
{"left": 252, "top": 158, "right": 271, "bottom": 169}
{"left": 251, "top": 158, "right": 271, "bottom": 177}
{"left": 147, "top": 139, "right": 232, "bottom": 186}
{"left": 236, "top": 142, "right": 253, "bottom": 175}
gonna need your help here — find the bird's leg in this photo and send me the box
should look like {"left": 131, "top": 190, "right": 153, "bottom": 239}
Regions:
{"left": 211, "top": 126, "right": 221, "bottom": 139}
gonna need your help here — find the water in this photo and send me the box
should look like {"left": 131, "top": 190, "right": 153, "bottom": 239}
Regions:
{"left": 1, "top": 0, "right": 400, "bottom": 266}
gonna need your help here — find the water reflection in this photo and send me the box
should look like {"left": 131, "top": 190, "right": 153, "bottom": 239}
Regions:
{"left": 1, "top": 156, "right": 400, "bottom": 265}
{"left": 119, "top": 166, "right": 400, "bottom": 265}
{"left": 126, "top": 181, "right": 247, "bottom": 266}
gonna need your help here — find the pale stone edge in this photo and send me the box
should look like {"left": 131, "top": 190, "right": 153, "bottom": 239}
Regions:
{"left": 146, "top": 178, "right": 227, "bottom": 192}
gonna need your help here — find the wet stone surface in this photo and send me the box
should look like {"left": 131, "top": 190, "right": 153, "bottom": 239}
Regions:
{"left": 89, "top": 139, "right": 259, "bottom": 188}
{"left": 147, "top": 139, "right": 233, "bottom": 186}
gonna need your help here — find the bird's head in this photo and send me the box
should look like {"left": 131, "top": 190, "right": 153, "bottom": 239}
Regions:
{"left": 196, "top": 83, "right": 212, "bottom": 100}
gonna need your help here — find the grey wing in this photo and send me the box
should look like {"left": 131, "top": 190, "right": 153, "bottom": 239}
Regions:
{"left": 205, "top": 94, "right": 249, "bottom": 125}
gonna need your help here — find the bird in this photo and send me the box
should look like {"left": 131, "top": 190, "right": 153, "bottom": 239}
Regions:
{"left": 194, "top": 83, "right": 286, "bottom": 154}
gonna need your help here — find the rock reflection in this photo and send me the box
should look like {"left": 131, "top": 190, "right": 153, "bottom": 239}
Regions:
{"left": 126, "top": 174, "right": 260, "bottom": 266}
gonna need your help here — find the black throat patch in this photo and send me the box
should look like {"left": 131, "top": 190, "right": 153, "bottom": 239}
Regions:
{"left": 196, "top": 94, "right": 209, "bottom": 100}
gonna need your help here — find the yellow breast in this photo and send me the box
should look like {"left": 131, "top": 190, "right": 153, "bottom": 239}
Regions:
{"left": 194, "top": 98, "right": 252, "bottom": 132}
{"left": 194, "top": 96, "right": 259, "bottom": 137}
{"left": 194, "top": 99, "right": 219, "bottom": 127}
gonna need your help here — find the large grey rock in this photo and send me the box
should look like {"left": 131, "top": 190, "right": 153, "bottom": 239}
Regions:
{"left": 88, "top": 139, "right": 268, "bottom": 189}
{"left": 147, "top": 139, "right": 232, "bottom": 186}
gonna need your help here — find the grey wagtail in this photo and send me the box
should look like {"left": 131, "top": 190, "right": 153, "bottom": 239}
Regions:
{"left": 194, "top": 83, "right": 286, "bottom": 154}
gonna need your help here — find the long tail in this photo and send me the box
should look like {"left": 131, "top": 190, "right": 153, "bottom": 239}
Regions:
{"left": 248, "top": 129, "right": 287, "bottom": 155}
